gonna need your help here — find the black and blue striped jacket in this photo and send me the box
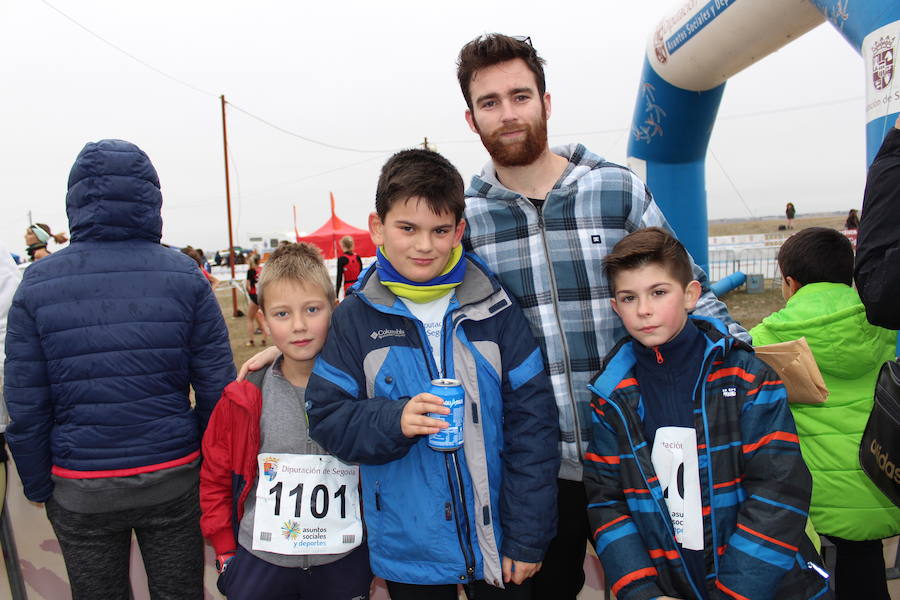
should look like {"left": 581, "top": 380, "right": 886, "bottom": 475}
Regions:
{"left": 584, "top": 317, "right": 831, "bottom": 600}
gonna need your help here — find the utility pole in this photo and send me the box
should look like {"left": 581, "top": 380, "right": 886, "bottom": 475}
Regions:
{"left": 420, "top": 137, "right": 434, "bottom": 151}
{"left": 220, "top": 94, "right": 240, "bottom": 317}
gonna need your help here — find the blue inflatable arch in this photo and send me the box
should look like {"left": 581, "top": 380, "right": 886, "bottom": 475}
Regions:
{"left": 628, "top": 0, "right": 900, "bottom": 270}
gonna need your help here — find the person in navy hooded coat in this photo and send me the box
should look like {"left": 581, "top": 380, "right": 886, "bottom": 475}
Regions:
{"left": 3, "top": 139, "right": 235, "bottom": 600}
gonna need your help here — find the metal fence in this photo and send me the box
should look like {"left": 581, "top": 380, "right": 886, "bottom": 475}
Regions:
{"left": 708, "top": 241, "right": 784, "bottom": 291}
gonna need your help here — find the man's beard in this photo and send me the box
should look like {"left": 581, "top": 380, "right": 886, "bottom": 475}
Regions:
{"left": 476, "top": 108, "right": 548, "bottom": 168}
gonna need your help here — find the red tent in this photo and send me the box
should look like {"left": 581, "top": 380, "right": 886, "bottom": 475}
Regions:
{"left": 296, "top": 213, "right": 375, "bottom": 259}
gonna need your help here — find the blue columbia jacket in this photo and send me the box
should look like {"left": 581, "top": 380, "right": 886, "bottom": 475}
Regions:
{"left": 306, "top": 255, "right": 560, "bottom": 587}
{"left": 584, "top": 317, "right": 830, "bottom": 600}
{"left": 4, "top": 139, "right": 235, "bottom": 502}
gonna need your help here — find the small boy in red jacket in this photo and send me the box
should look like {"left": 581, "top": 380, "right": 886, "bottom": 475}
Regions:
{"left": 200, "top": 243, "right": 372, "bottom": 599}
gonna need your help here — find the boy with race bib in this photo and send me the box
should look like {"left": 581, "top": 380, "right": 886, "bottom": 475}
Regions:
{"left": 200, "top": 243, "right": 372, "bottom": 600}
{"left": 583, "top": 228, "right": 830, "bottom": 600}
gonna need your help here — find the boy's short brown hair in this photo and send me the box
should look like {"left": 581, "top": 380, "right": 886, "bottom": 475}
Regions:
{"left": 257, "top": 243, "right": 335, "bottom": 310}
{"left": 340, "top": 235, "right": 354, "bottom": 251}
{"left": 777, "top": 227, "right": 853, "bottom": 287}
{"left": 456, "top": 34, "right": 547, "bottom": 112}
{"left": 375, "top": 149, "right": 465, "bottom": 222}
{"left": 603, "top": 227, "right": 694, "bottom": 291}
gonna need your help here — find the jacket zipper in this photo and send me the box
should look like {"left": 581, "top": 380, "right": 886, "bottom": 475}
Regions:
{"left": 535, "top": 206, "right": 584, "bottom": 462}
{"left": 597, "top": 391, "right": 706, "bottom": 600}
{"left": 445, "top": 452, "right": 476, "bottom": 584}
{"left": 405, "top": 317, "right": 438, "bottom": 379}
{"left": 407, "top": 308, "right": 475, "bottom": 583}
{"left": 697, "top": 346, "right": 722, "bottom": 578}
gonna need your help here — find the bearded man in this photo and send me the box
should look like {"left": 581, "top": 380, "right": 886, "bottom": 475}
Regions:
{"left": 456, "top": 34, "right": 747, "bottom": 600}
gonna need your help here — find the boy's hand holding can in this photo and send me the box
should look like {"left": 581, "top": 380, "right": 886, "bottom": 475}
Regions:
{"left": 400, "top": 393, "right": 449, "bottom": 438}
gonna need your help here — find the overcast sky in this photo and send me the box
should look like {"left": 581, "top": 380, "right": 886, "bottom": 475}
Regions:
{"left": 1, "top": 0, "right": 868, "bottom": 255}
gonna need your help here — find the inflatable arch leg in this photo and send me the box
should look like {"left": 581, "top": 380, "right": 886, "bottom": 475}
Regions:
{"left": 627, "top": 0, "right": 900, "bottom": 270}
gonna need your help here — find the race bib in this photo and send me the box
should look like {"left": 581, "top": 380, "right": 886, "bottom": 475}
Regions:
{"left": 251, "top": 453, "right": 362, "bottom": 555}
{"left": 651, "top": 426, "right": 704, "bottom": 551}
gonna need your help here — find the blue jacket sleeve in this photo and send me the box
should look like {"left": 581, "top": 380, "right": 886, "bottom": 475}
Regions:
{"left": 3, "top": 283, "right": 54, "bottom": 502}
{"left": 307, "top": 301, "right": 417, "bottom": 464}
{"left": 188, "top": 273, "right": 235, "bottom": 432}
{"left": 583, "top": 396, "right": 666, "bottom": 600}
{"left": 715, "top": 363, "right": 812, "bottom": 600}
{"left": 495, "top": 301, "right": 560, "bottom": 563}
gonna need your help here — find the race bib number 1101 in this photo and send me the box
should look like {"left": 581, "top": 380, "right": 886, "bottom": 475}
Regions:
{"left": 252, "top": 453, "right": 362, "bottom": 555}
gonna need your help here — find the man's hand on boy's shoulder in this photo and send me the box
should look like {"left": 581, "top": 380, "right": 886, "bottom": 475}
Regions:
{"left": 400, "top": 393, "right": 449, "bottom": 438}
{"left": 235, "top": 346, "right": 280, "bottom": 381}
{"left": 502, "top": 557, "right": 541, "bottom": 585}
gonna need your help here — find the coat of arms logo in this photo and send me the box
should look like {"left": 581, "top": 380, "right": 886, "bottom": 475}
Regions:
{"left": 872, "top": 35, "right": 895, "bottom": 91}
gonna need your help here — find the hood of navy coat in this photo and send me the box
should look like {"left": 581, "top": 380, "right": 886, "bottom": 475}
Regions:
{"left": 66, "top": 139, "right": 163, "bottom": 243}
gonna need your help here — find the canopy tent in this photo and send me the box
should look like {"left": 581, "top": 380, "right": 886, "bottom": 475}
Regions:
{"left": 296, "top": 214, "right": 375, "bottom": 259}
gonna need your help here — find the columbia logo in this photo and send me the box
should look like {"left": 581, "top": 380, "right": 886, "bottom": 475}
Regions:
{"left": 591, "top": 234, "right": 602, "bottom": 244}
{"left": 722, "top": 387, "right": 736, "bottom": 398}
{"left": 370, "top": 328, "right": 406, "bottom": 340}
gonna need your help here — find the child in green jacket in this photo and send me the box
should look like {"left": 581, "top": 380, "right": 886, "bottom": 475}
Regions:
{"left": 750, "top": 227, "right": 900, "bottom": 600}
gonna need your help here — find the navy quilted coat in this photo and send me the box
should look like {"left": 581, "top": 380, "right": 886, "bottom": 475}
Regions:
{"left": 3, "top": 139, "right": 235, "bottom": 502}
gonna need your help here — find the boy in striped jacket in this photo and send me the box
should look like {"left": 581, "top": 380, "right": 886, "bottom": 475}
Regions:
{"left": 583, "top": 228, "right": 830, "bottom": 600}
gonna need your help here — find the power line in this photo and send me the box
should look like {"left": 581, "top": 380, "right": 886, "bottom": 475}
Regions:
{"left": 41, "top": 0, "right": 218, "bottom": 98}
{"left": 709, "top": 148, "right": 755, "bottom": 219}
{"left": 225, "top": 102, "right": 404, "bottom": 153}
{"left": 41, "top": 0, "right": 407, "bottom": 155}
{"left": 718, "top": 95, "right": 863, "bottom": 121}
{"left": 163, "top": 153, "right": 390, "bottom": 211}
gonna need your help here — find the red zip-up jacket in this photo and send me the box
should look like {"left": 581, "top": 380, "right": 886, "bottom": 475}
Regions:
{"left": 199, "top": 369, "right": 266, "bottom": 555}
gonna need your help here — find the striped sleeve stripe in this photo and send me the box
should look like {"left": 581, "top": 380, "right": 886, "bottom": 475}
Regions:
{"left": 713, "top": 477, "right": 742, "bottom": 489}
{"left": 742, "top": 431, "right": 799, "bottom": 453}
{"left": 736, "top": 523, "right": 799, "bottom": 552}
{"left": 648, "top": 548, "right": 680, "bottom": 560}
{"left": 585, "top": 452, "right": 620, "bottom": 464}
{"left": 716, "top": 580, "right": 751, "bottom": 600}
{"left": 507, "top": 347, "right": 545, "bottom": 390}
{"left": 746, "top": 380, "right": 785, "bottom": 396}
{"left": 622, "top": 487, "right": 651, "bottom": 495}
{"left": 707, "top": 367, "right": 755, "bottom": 383}
{"left": 593, "top": 514, "right": 630, "bottom": 537}
{"left": 749, "top": 493, "right": 808, "bottom": 517}
{"left": 612, "top": 567, "right": 658, "bottom": 597}
{"left": 615, "top": 378, "right": 639, "bottom": 389}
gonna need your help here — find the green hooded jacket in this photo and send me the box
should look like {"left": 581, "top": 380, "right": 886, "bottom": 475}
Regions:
{"left": 750, "top": 282, "right": 900, "bottom": 540}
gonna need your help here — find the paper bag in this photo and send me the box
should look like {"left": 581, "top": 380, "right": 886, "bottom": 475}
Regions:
{"left": 754, "top": 337, "right": 829, "bottom": 405}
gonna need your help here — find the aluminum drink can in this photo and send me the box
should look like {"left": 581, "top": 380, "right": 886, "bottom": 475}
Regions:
{"left": 427, "top": 378, "right": 465, "bottom": 451}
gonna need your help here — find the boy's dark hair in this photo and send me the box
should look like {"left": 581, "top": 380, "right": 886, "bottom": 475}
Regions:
{"left": 375, "top": 149, "right": 465, "bottom": 222}
{"left": 603, "top": 227, "right": 694, "bottom": 290}
{"left": 258, "top": 242, "right": 335, "bottom": 310}
{"left": 457, "top": 34, "right": 547, "bottom": 112}
{"left": 777, "top": 227, "right": 853, "bottom": 286}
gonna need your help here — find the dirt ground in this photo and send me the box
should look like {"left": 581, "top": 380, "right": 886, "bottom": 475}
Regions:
{"left": 708, "top": 214, "right": 846, "bottom": 237}
{"left": 217, "top": 215, "right": 844, "bottom": 368}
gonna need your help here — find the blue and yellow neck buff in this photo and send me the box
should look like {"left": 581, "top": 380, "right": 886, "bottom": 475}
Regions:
{"left": 376, "top": 245, "right": 466, "bottom": 303}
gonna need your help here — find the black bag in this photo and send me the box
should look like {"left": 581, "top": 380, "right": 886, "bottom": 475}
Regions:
{"left": 859, "top": 359, "right": 900, "bottom": 508}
